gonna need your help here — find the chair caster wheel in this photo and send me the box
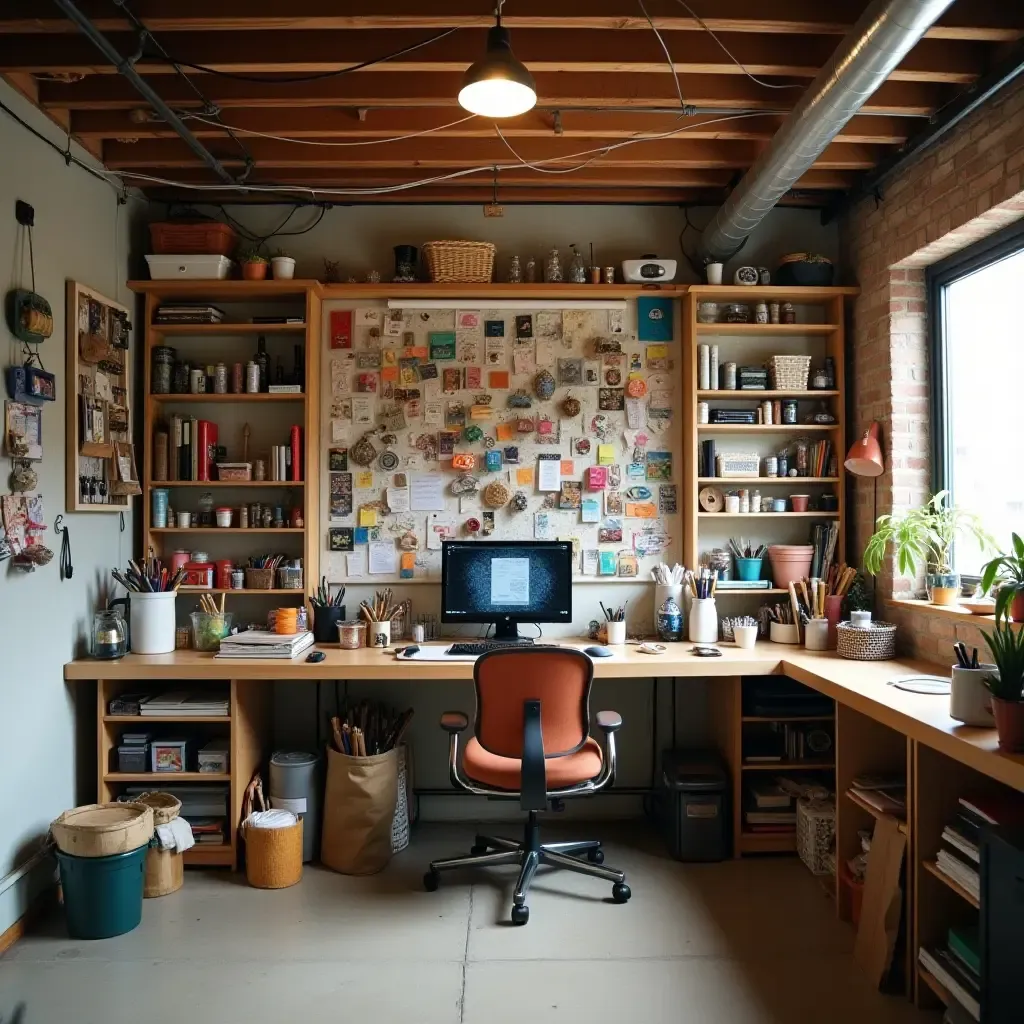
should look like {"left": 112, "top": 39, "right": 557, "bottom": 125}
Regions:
{"left": 587, "top": 848, "right": 605, "bottom": 864}
{"left": 423, "top": 871, "right": 440, "bottom": 892}
{"left": 612, "top": 882, "right": 631, "bottom": 903}
{"left": 511, "top": 904, "right": 530, "bottom": 926}
{"left": 470, "top": 844, "right": 489, "bottom": 856}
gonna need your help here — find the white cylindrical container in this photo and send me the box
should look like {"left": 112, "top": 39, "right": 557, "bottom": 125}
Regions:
{"left": 950, "top": 665, "right": 996, "bottom": 726}
{"left": 850, "top": 610, "right": 872, "bottom": 628}
{"left": 129, "top": 591, "right": 177, "bottom": 654}
{"left": 804, "top": 619, "right": 829, "bottom": 651}
{"left": 654, "top": 584, "right": 684, "bottom": 634}
{"left": 606, "top": 621, "right": 626, "bottom": 645}
{"left": 271, "top": 256, "right": 296, "bottom": 280}
{"left": 733, "top": 624, "right": 758, "bottom": 650}
{"left": 769, "top": 621, "right": 800, "bottom": 645}
{"left": 724, "top": 494, "right": 740, "bottom": 514}
{"left": 688, "top": 598, "right": 718, "bottom": 643}
{"left": 176, "top": 511, "right": 191, "bottom": 528}
{"left": 366, "top": 620, "right": 392, "bottom": 649}
{"left": 705, "top": 262, "right": 723, "bottom": 285}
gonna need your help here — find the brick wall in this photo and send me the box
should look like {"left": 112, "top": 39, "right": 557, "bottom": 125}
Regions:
{"left": 840, "top": 75, "right": 1024, "bottom": 660}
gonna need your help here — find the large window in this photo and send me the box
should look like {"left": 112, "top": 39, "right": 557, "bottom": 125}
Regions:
{"left": 929, "top": 223, "right": 1024, "bottom": 577}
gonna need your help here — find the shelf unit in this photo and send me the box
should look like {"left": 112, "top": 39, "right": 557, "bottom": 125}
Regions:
{"left": 97, "top": 677, "right": 270, "bottom": 869}
{"left": 682, "top": 286, "right": 852, "bottom": 600}
{"left": 130, "top": 279, "right": 322, "bottom": 612}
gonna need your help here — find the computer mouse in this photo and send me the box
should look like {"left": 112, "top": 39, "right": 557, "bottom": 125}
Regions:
{"left": 306, "top": 651, "right": 326, "bottom": 663}
{"left": 401, "top": 645, "right": 420, "bottom": 658}
{"left": 584, "top": 645, "right": 614, "bottom": 658}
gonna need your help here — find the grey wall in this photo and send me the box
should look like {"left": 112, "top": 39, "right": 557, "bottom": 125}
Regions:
{"left": 0, "top": 80, "right": 137, "bottom": 935}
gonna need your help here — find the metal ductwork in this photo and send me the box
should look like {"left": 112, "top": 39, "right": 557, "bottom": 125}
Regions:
{"left": 699, "top": 0, "right": 955, "bottom": 261}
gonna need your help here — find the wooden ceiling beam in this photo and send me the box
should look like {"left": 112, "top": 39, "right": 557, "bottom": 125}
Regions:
{"left": 69, "top": 108, "right": 911, "bottom": 146}
{"left": 101, "top": 136, "right": 881, "bottom": 170}
{"left": 0, "top": 29, "right": 985, "bottom": 84}
{"left": 2, "top": 0, "right": 1018, "bottom": 43}
{"left": 37, "top": 71, "right": 945, "bottom": 118}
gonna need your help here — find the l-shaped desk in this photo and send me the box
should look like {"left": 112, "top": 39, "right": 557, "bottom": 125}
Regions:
{"left": 66, "top": 641, "right": 1024, "bottom": 1011}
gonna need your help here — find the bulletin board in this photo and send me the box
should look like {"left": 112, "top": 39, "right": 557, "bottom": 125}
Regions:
{"left": 319, "top": 298, "right": 681, "bottom": 584}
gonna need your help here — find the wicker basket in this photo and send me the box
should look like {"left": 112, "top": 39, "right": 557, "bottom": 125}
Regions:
{"left": 246, "top": 567, "right": 274, "bottom": 590}
{"left": 836, "top": 621, "right": 897, "bottom": 661}
{"left": 769, "top": 354, "right": 812, "bottom": 390}
{"left": 150, "top": 221, "right": 237, "bottom": 256}
{"left": 796, "top": 797, "right": 835, "bottom": 876}
{"left": 50, "top": 802, "right": 154, "bottom": 858}
{"left": 244, "top": 819, "right": 303, "bottom": 889}
{"left": 135, "top": 792, "right": 181, "bottom": 826}
{"left": 422, "top": 240, "right": 495, "bottom": 283}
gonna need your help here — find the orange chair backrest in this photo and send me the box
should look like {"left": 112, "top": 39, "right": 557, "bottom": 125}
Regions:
{"left": 473, "top": 648, "right": 592, "bottom": 758}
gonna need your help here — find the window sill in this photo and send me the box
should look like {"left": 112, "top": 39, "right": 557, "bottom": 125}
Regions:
{"left": 885, "top": 598, "right": 1022, "bottom": 630}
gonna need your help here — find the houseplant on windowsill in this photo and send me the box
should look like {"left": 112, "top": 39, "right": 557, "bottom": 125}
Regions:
{"left": 238, "top": 247, "right": 269, "bottom": 281}
{"left": 980, "top": 612, "right": 1024, "bottom": 751}
{"left": 980, "top": 533, "right": 1024, "bottom": 623}
{"left": 862, "top": 490, "right": 994, "bottom": 605}
{"left": 271, "top": 250, "right": 296, "bottom": 280}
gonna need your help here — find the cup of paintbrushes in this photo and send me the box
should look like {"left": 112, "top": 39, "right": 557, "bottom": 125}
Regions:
{"left": 365, "top": 619, "right": 392, "bottom": 649}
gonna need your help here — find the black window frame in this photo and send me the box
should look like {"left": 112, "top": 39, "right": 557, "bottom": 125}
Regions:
{"left": 927, "top": 218, "right": 1024, "bottom": 581}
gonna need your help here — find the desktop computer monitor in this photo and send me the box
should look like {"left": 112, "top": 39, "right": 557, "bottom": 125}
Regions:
{"left": 441, "top": 540, "right": 573, "bottom": 641}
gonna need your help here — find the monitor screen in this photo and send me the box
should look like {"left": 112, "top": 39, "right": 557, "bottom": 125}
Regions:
{"left": 441, "top": 541, "right": 573, "bottom": 632}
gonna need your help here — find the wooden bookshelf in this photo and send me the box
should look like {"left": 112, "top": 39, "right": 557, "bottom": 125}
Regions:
{"left": 844, "top": 787, "right": 908, "bottom": 835}
{"left": 922, "top": 859, "right": 980, "bottom": 909}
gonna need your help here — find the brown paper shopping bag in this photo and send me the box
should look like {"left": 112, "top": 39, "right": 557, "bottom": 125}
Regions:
{"left": 320, "top": 745, "right": 399, "bottom": 875}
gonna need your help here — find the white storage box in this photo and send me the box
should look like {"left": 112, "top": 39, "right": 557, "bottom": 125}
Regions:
{"left": 146, "top": 254, "right": 234, "bottom": 280}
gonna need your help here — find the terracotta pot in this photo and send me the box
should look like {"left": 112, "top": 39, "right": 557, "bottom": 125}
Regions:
{"left": 241, "top": 261, "right": 268, "bottom": 281}
{"left": 1011, "top": 591, "right": 1024, "bottom": 623}
{"left": 991, "top": 696, "right": 1024, "bottom": 752}
{"left": 767, "top": 544, "right": 813, "bottom": 589}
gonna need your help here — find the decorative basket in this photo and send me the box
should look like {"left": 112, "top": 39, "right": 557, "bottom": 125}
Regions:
{"left": 277, "top": 566, "right": 303, "bottom": 590}
{"left": 244, "top": 818, "right": 303, "bottom": 889}
{"left": 216, "top": 462, "right": 252, "bottom": 482}
{"left": 422, "top": 241, "right": 496, "bottom": 283}
{"left": 149, "top": 221, "right": 237, "bottom": 256}
{"left": 836, "top": 621, "right": 897, "bottom": 661}
{"left": 50, "top": 802, "right": 154, "bottom": 858}
{"left": 769, "top": 354, "right": 812, "bottom": 390}
{"left": 717, "top": 452, "right": 760, "bottom": 477}
{"left": 245, "top": 567, "right": 274, "bottom": 590}
{"left": 796, "top": 797, "right": 835, "bottom": 876}
{"left": 134, "top": 792, "right": 181, "bottom": 826}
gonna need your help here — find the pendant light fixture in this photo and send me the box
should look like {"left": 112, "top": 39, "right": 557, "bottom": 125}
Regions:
{"left": 458, "top": 2, "right": 537, "bottom": 118}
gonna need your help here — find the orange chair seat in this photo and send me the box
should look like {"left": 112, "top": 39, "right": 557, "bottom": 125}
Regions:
{"left": 463, "top": 737, "right": 603, "bottom": 791}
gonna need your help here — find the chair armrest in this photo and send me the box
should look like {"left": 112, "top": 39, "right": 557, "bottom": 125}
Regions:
{"left": 596, "top": 710, "right": 622, "bottom": 732}
{"left": 440, "top": 711, "right": 469, "bottom": 733}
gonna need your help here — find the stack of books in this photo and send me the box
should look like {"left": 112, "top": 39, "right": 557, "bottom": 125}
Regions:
{"left": 919, "top": 925, "right": 980, "bottom": 1021}
{"left": 743, "top": 780, "right": 796, "bottom": 834}
{"left": 216, "top": 629, "right": 314, "bottom": 659}
{"left": 849, "top": 774, "right": 907, "bottom": 819}
{"left": 931, "top": 793, "right": 1016, "bottom": 902}
{"left": 139, "top": 691, "right": 230, "bottom": 717}
{"left": 154, "top": 304, "right": 225, "bottom": 324}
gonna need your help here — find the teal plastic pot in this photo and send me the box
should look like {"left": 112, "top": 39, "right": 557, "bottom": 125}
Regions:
{"left": 735, "top": 557, "right": 763, "bottom": 582}
{"left": 56, "top": 845, "right": 147, "bottom": 939}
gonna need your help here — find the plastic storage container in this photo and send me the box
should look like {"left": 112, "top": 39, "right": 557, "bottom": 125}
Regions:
{"left": 145, "top": 254, "right": 234, "bottom": 280}
{"left": 56, "top": 846, "right": 148, "bottom": 939}
{"left": 117, "top": 745, "right": 149, "bottom": 773}
{"left": 151, "top": 739, "right": 187, "bottom": 773}
{"left": 653, "top": 750, "right": 730, "bottom": 861}
{"left": 269, "top": 751, "right": 321, "bottom": 863}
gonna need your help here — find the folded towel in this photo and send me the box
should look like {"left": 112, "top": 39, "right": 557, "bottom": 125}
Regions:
{"left": 243, "top": 809, "right": 297, "bottom": 830}
{"left": 155, "top": 816, "right": 195, "bottom": 853}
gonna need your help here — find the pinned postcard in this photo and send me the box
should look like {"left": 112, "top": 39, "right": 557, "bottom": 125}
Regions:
{"left": 496, "top": 421, "right": 516, "bottom": 442}
{"left": 457, "top": 310, "right": 481, "bottom": 331}
{"left": 535, "top": 338, "right": 555, "bottom": 367}
{"left": 637, "top": 296, "right": 673, "bottom": 342}
{"left": 400, "top": 552, "right": 416, "bottom": 579}
{"left": 516, "top": 466, "right": 535, "bottom": 486}
{"left": 457, "top": 336, "right": 480, "bottom": 363}
{"left": 359, "top": 507, "right": 378, "bottom": 528}
{"left": 513, "top": 343, "right": 536, "bottom": 375}
{"left": 515, "top": 314, "right": 533, "bottom": 339}
{"left": 386, "top": 487, "right": 410, "bottom": 513}
{"left": 535, "top": 310, "right": 562, "bottom": 342}
{"left": 485, "top": 319, "right": 505, "bottom": 338}
{"left": 485, "top": 337, "right": 506, "bottom": 365}
{"left": 429, "top": 332, "right": 456, "bottom": 361}
{"left": 598, "top": 518, "right": 623, "bottom": 543}
{"left": 645, "top": 345, "right": 672, "bottom": 371}
{"left": 426, "top": 514, "right": 456, "bottom": 549}
{"left": 368, "top": 540, "right": 397, "bottom": 575}
{"left": 586, "top": 466, "right": 607, "bottom": 490}
{"left": 646, "top": 451, "right": 672, "bottom": 481}
{"left": 599, "top": 550, "right": 618, "bottom": 575}
{"left": 465, "top": 366, "right": 482, "bottom": 389}
{"left": 559, "top": 481, "right": 582, "bottom": 510}
{"left": 329, "top": 310, "right": 353, "bottom": 349}
{"left": 328, "top": 527, "right": 354, "bottom": 551}
{"left": 355, "top": 469, "right": 374, "bottom": 489}
{"left": 329, "top": 448, "right": 348, "bottom": 471}
{"left": 330, "top": 472, "right": 353, "bottom": 518}
{"left": 352, "top": 395, "right": 375, "bottom": 425}
{"left": 537, "top": 456, "right": 561, "bottom": 492}
{"left": 659, "top": 484, "right": 678, "bottom": 514}
{"left": 488, "top": 369, "right": 510, "bottom": 389}
{"left": 582, "top": 549, "right": 600, "bottom": 576}
{"left": 597, "top": 443, "right": 616, "bottom": 465}
{"left": 534, "top": 512, "right": 555, "bottom": 540}
{"left": 625, "top": 502, "right": 657, "bottom": 518}
{"left": 346, "top": 550, "right": 367, "bottom": 578}
{"left": 581, "top": 498, "right": 600, "bottom": 523}
{"left": 617, "top": 552, "right": 639, "bottom": 577}
{"left": 605, "top": 490, "right": 624, "bottom": 516}
{"left": 560, "top": 459, "right": 575, "bottom": 477}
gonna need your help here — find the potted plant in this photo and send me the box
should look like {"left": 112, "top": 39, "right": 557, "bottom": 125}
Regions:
{"left": 238, "top": 247, "right": 269, "bottom": 281}
{"left": 980, "top": 534, "right": 1024, "bottom": 623}
{"left": 271, "top": 249, "right": 296, "bottom": 280}
{"left": 981, "top": 612, "right": 1024, "bottom": 751}
{"left": 862, "top": 490, "right": 994, "bottom": 605}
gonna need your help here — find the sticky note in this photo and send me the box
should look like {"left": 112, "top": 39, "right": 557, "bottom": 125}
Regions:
{"left": 400, "top": 552, "right": 415, "bottom": 579}
{"left": 355, "top": 470, "right": 374, "bottom": 488}
{"left": 598, "top": 444, "right": 616, "bottom": 465}
{"left": 359, "top": 507, "right": 378, "bottom": 527}
{"left": 560, "top": 459, "right": 575, "bottom": 477}
{"left": 517, "top": 466, "right": 535, "bottom": 486}
{"left": 496, "top": 422, "right": 516, "bottom": 441}
{"left": 488, "top": 370, "right": 510, "bottom": 389}
{"left": 354, "top": 527, "right": 369, "bottom": 544}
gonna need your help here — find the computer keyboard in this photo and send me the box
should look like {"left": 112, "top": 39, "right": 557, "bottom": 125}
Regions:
{"left": 446, "top": 640, "right": 537, "bottom": 656}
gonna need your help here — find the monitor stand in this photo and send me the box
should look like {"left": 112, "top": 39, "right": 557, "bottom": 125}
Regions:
{"left": 490, "top": 619, "right": 533, "bottom": 644}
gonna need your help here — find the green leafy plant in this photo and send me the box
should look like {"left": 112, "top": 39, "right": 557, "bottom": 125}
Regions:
{"left": 238, "top": 246, "right": 268, "bottom": 264}
{"left": 980, "top": 533, "right": 1024, "bottom": 621}
{"left": 981, "top": 612, "right": 1024, "bottom": 703}
{"left": 271, "top": 249, "right": 292, "bottom": 259}
{"left": 843, "top": 571, "right": 872, "bottom": 615}
{"left": 862, "top": 490, "right": 994, "bottom": 579}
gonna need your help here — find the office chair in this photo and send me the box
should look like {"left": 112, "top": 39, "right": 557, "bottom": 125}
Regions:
{"left": 423, "top": 647, "right": 630, "bottom": 925}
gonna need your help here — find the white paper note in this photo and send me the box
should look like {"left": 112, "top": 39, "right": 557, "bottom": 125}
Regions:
{"left": 368, "top": 541, "right": 398, "bottom": 575}
{"left": 537, "top": 458, "right": 561, "bottom": 492}
{"left": 490, "top": 557, "right": 530, "bottom": 604}
{"left": 582, "top": 549, "right": 599, "bottom": 576}
{"left": 410, "top": 473, "right": 446, "bottom": 511}
{"left": 385, "top": 487, "right": 410, "bottom": 513}
{"left": 346, "top": 550, "right": 367, "bottom": 578}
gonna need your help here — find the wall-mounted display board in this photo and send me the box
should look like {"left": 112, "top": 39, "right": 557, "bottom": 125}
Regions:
{"left": 65, "top": 280, "right": 137, "bottom": 512}
{"left": 320, "top": 294, "right": 681, "bottom": 584}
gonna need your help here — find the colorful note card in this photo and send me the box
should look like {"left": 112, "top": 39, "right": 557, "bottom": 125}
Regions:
{"left": 516, "top": 466, "right": 535, "bottom": 486}
{"left": 496, "top": 421, "right": 516, "bottom": 441}
{"left": 354, "top": 526, "right": 370, "bottom": 544}
{"left": 637, "top": 296, "right": 673, "bottom": 342}
{"left": 355, "top": 470, "right": 374, "bottom": 488}
{"left": 560, "top": 459, "right": 575, "bottom": 477}
{"left": 599, "top": 551, "right": 618, "bottom": 575}
{"left": 400, "top": 552, "right": 416, "bottom": 579}
{"left": 581, "top": 498, "right": 600, "bottom": 523}
{"left": 488, "top": 370, "right": 510, "bottom": 389}
{"left": 597, "top": 444, "right": 616, "bottom": 465}
{"left": 359, "top": 507, "right": 378, "bottom": 527}
{"left": 625, "top": 502, "right": 657, "bottom": 518}
{"left": 586, "top": 466, "right": 607, "bottom": 490}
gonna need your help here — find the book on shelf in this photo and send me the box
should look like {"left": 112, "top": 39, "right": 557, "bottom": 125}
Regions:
{"left": 959, "top": 793, "right": 1024, "bottom": 828}
{"left": 942, "top": 822, "right": 980, "bottom": 863}
{"left": 935, "top": 848, "right": 980, "bottom": 900}
{"left": 849, "top": 785, "right": 907, "bottom": 817}
{"left": 716, "top": 580, "right": 772, "bottom": 590}
{"left": 918, "top": 947, "right": 980, "bottom": 1021}
{"left": 947, "top": 925, "right": 980, "bottom": 977}
{"left": 251, "top": 316, "right": 305, "bottom": 325}
{"left": 138, "top": 691, "right": 230, "bottom": 716}
{"left": 747, "top": 781, "right": 793, "bottom": 810}
{"left": 268, "top": 384, "right": 302, "bottom": 393}
{"left": 196, "top": 419, "right": 218, "bottom": 482}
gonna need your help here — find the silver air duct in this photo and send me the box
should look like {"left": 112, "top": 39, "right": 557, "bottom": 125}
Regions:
{"left": 699, "top": 0, "right": 955, "bottom": 262}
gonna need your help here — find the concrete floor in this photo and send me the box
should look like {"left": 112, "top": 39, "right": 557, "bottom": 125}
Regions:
{"left": 1, "top": 823, "right": 937, "bottom": 1024}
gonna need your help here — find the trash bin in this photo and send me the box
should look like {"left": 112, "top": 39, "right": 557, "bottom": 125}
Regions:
{"left": 268, "top": 751, "right": 320, "bottom": 863}
{"left": 654, "top": 749, "right": 730, "bottom": 862}
{"left": 56, "top": 846, "right": 147, "bottom": 939}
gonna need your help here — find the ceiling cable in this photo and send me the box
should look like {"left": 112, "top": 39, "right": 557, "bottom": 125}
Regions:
{"left": 637, "top": 0, "right": 694, "bottom": 114}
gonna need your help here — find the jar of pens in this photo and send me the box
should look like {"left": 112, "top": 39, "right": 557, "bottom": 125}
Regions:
{"left": 651, "top": 562, "right": 685, "bottom": 641}
{"left": 684, "top": 567, "right": 718, "bottom": 643}
{"left": 110, "top": 556, "right": 181, "bottom": 655}
{"left": 599, "top": 600, "right": 628, "bottom": 645}
{"left": 310, "top": 577, "right": 346, "bottom": 645}
{"left": 759, "top": 562, "right": 857, "bottom": 649}
{"left": 191, "top": 593, "right": 233, "bottom": 652}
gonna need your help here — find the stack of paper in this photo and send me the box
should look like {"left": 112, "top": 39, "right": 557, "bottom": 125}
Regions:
{"left": 139, "top": 691, "right": 230, "bottom": 716}
{"left": 216, "top": 630, "right": 314, "bottom": 659}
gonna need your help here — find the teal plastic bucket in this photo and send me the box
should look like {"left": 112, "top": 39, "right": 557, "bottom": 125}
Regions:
{"left": 56, "top": 845, "right": 147, "bottom": 939}
{"left": 735, "top": 557, "right": 763, "bottom": 582}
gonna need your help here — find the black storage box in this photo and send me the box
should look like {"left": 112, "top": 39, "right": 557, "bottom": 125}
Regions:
{"left": 654, "top": 749, "right": 730, "bottom": 862}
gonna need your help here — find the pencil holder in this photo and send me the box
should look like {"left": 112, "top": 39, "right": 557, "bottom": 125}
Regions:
{"left": 734, "top": 558, "right": 763, "bottom": 582}
{"left": 804, "top": 619, "right": 829, "bottom": 651}
{"left": 312, "top": 606, "right": 346, "bottom": 645}
{"left": 688, "top": 598, "right": 718, "bottom": 643}
{"left": 950, "top": 665, "right": 996, "bottom": 727}
{"left": 366, "top": 620, "right": 392, "bottom": 649}
{"left": 606, "top": 620, "right": 626, "bottom": 645}
{"left": 824, "top": 595, "right": 843, "bottom": 649}
{"left": 770, "top": 622, "right": 800, "bottom": 645}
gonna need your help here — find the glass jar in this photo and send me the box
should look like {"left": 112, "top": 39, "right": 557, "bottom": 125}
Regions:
{"left": 152, "top": 346, "right": 175, "bottom": 394}
{"left": 197, "top": 491, "right": 214, "bottom": 527}
{"left": 214, "top": 362, "right": 228, "bottom": 394}
{"left": 794, "top": 440, "right": 809, "bottom": 475}
{"left": 524, "top": 255, "right": 537, "bottom": 282}
{"left": 172, "top": 361, "right": 190, "bottom": 394}
{"left": 507, "top": 255, "right": 522, "bottom": 284}
{"left": 568, "top": 245, "right": 587, "bottom": 284}
{"left": 92, "top": 609, "right": 127, "bottom": 659}
{"left": 782, "top": 400, "right": 798, "bottom": 424}
{"left": 543, "top": 248, "right": 563, "bottom": 283}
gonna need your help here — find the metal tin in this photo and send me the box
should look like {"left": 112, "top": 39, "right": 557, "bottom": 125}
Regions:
{"left": 246, "top": 361, "right": 260, "bottom": 393}
{"left": 151, "top": 488, "right": 169, "bottom": 528}
{"left": 754, "top": 302, "right": 769, "bottom": 324}
{"left": 761, "top": 400, "right": 773, "bottom": 425}
{"left": 769, "top": 302, "right": 781, "bottom": 324}
{"left": 175, "top": 626, "right": 190, "bottom": 650}
{"left": 781, "top": 302, "right": 796, "bottom": 324}
{"left": 765, "top": 456, "right": 778, "bottom": 477}
{"left": 602, "top": 266, "right": 615, "bottom": 284}
{"left": 232, "top": 362, "right": 244, "bottom": 394}
{"left": 152, "top": 346, "right": 175, "bottom": 395}
{"left": 190, "top": 367, "right": 206, "bottom": 394}
{"left": 239, "top": 505, "right": 249, "bottom": 529}
{"left": 214, "top": 363, "right": 228, "bottom": 394}
{"left": 723, "top": 362, "right": 737, "bottom": 390}
{"left": 215, "top": 559, "right": 233, "bottom": 590}
{"left": 231, "top": 569, "right": 245, "bottom": 590}
{"left": 172, "top": 361, "right": 190, "bottom": 394}
{"left": 698, "top": 402, "right": 709, "bottom": 424}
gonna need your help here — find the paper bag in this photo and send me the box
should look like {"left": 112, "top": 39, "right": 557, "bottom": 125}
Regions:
{"left": 320, "top": 745, "right": 399, "bottom": 875}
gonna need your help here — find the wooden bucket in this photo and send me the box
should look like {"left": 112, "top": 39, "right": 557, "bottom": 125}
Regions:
{"left": 244, "top": 819, "right": 303, "bottom": 889}
{"left": 144, "top": 847, "right": 183, "bottom": 897}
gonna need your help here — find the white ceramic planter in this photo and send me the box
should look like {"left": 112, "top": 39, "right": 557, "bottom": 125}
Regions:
{"left": 271, "top": 256, "right": 296, "bottom": 280}
{"left": 129, "top": 591, "right": 177, "bottom": 654}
